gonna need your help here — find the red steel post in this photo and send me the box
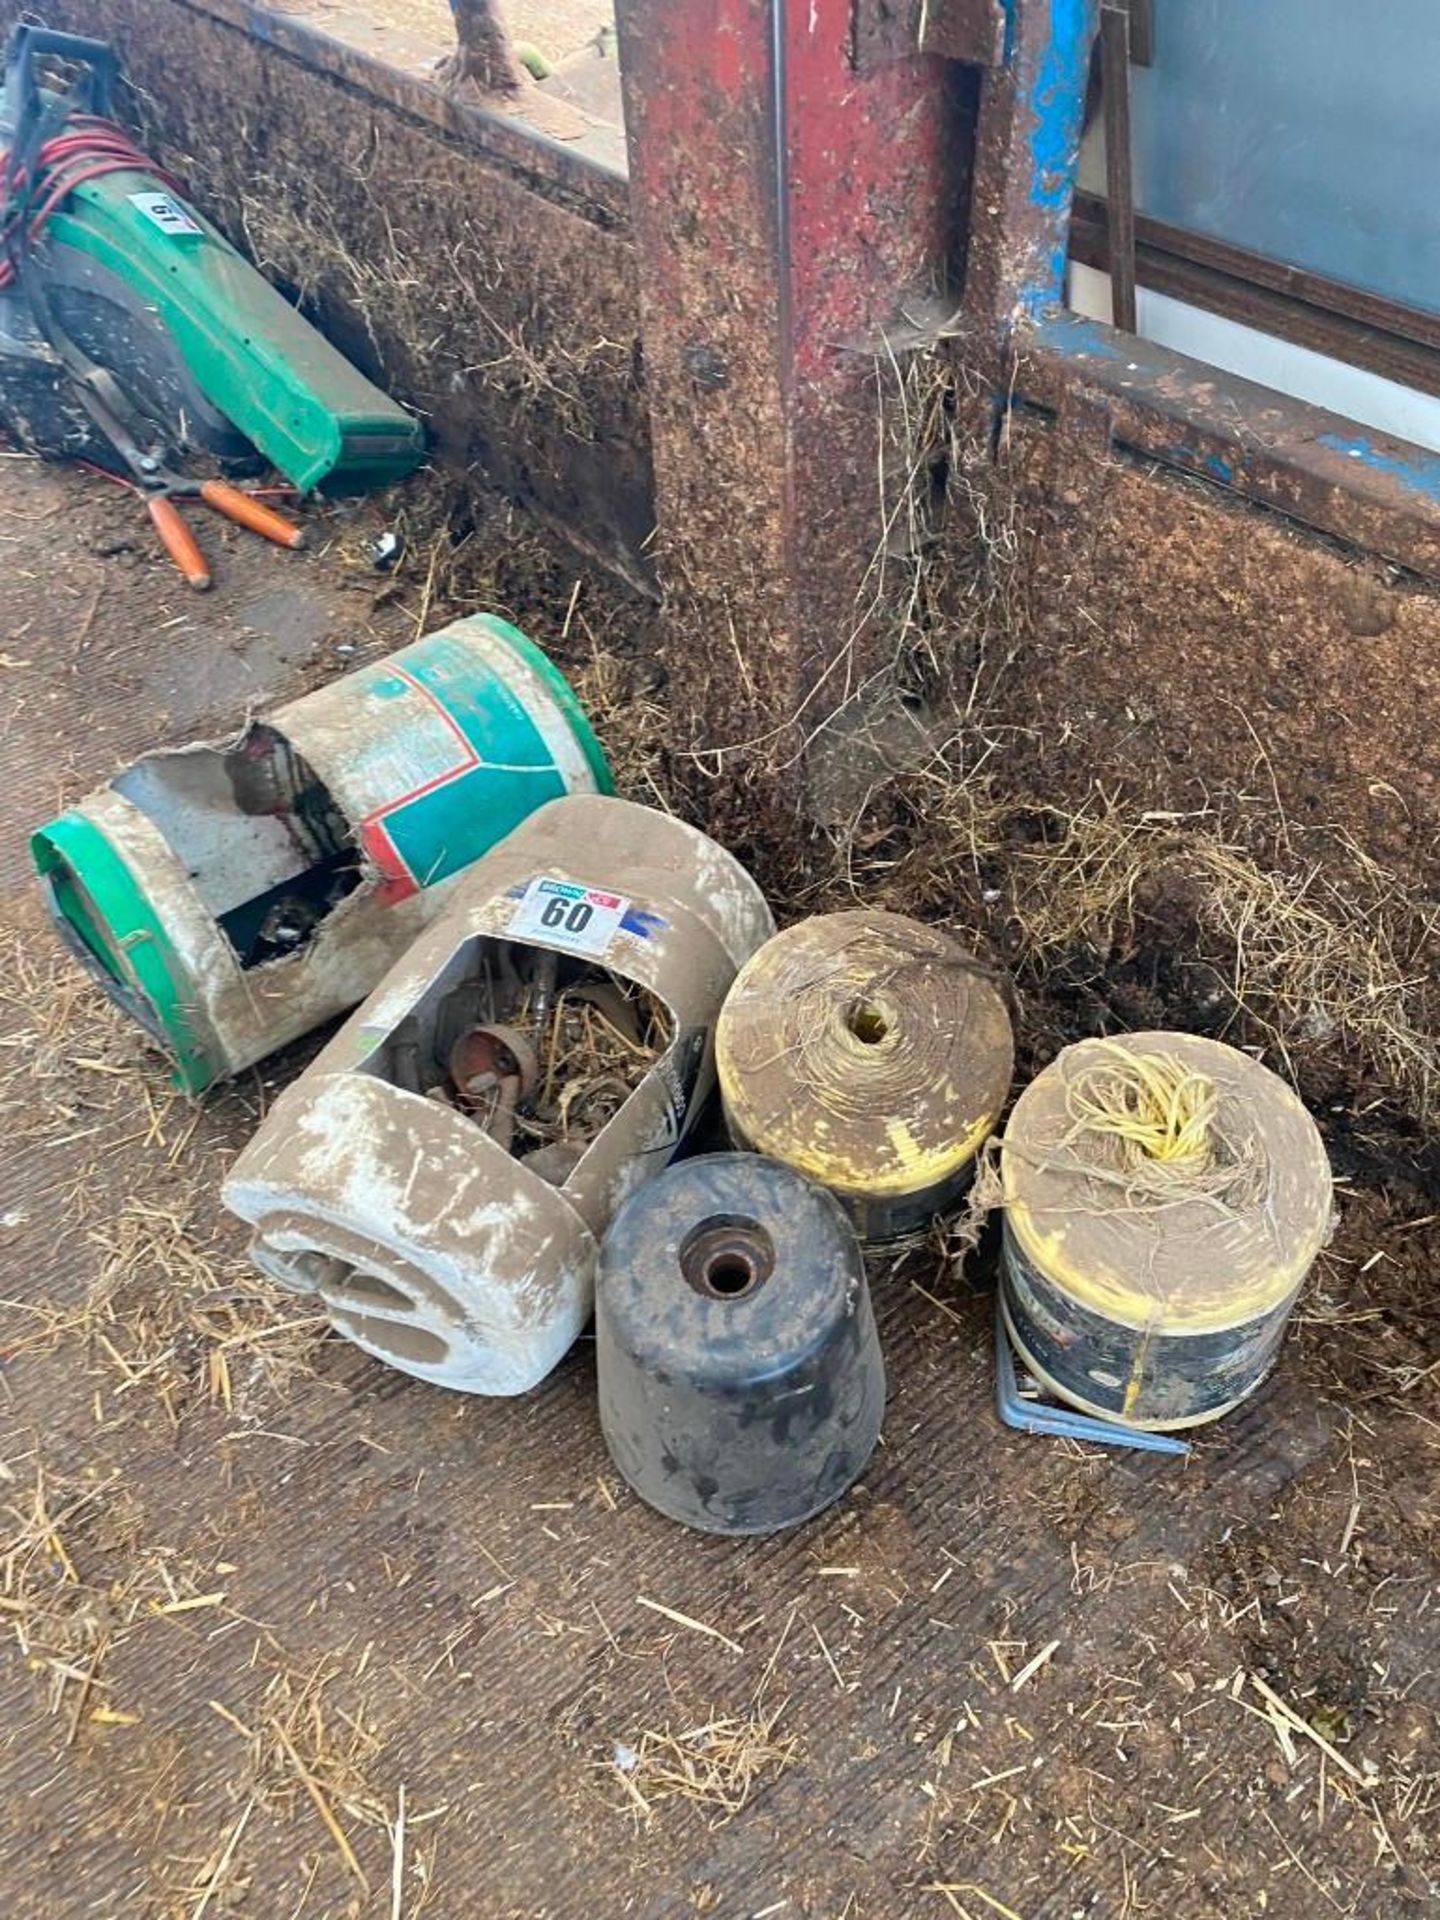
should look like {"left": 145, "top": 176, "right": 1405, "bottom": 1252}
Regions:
{"left": 616, "top": 0, "right": 972, "bottom": 768}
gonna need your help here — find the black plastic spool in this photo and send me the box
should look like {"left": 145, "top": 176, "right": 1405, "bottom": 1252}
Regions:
{"left": 596, "top": 1153, "right": 886, "bottom": 1535}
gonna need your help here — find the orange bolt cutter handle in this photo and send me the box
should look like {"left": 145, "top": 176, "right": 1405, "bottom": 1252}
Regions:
{"left": 200, "top": 479, "right": 308, "bottom": 550}
{"left": 148, "top": 495, "right": 211, "bottom": 591}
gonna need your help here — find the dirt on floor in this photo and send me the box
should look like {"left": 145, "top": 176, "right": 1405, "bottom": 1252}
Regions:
{"left": 1, "top": 454, "right": 1437, "bottom": 1920}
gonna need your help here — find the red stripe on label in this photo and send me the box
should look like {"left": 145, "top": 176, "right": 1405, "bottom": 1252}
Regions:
{"left": 358, "top": 816, "right": 421, "bottom": 904}
{"left": 351, "top": 665, "right": 485, "bottom": 900}
{"left": 356, "top": 665, "right": 481, "bottom": 835}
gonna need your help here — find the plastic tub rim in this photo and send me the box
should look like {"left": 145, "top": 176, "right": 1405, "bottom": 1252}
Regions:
{"left": 28, "top": 617, "right": 613, "bottom": 1094}
{"left": 30, "top": 808, "right": 214, "bottom": 1092}
{"left": 468, "top": 613, "right": 614, "bottom": 799}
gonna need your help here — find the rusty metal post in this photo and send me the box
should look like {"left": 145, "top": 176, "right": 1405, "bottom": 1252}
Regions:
{"left": 963, "top": 0, "right": 1100, "bottom": 333}
{"left": 615, "top": 0, "right": 973, "bottom": 768}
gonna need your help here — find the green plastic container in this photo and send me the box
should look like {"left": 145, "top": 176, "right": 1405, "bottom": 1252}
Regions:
{"left": 31, "top": 614, "right": 612, "bottom": 1092}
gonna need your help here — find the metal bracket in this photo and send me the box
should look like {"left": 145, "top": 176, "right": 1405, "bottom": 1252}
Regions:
{"left": 994, "top": 1297, "right": 1191, "bottom": 1456}
{"left": 1099, "top": 1, "right": 1137, "bottom": 331}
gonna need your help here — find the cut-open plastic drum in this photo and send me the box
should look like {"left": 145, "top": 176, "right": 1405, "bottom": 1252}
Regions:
{"left": 31, "top": 614, "right": 611, "bottom": 1090}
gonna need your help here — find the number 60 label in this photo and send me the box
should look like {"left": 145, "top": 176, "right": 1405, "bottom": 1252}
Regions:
{"left": 508, "top": 877, "right": 630, "bottom": 956}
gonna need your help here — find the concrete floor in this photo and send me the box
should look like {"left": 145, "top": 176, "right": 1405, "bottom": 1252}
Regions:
{"left": 0, "top": 458, "right": 1435, "bottom": 1918}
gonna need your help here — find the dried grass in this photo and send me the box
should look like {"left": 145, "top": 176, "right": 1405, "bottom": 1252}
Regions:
{"left": 0, "top": 919, "right": 158, "bottom": 1140}
{"left": 1, "top": 1450, "right": 401, "bottom": 1905}
{"left": 771, "top": 728, "right": 1438, "bottom": 1128}
{"left": 605, "top": 1701, "right": 799, "bottom": 1826}
{"left": 102, "top": 1199, "right": 326, "bottom": 1411}
{"left": 748, "top": 344, "right": 1438, "bottom": 1130}
{"left": 569, "top": 637, "right": 673, "bottom": 815}
{"left": 245, "top": 1653, "right": 393, "bottom": 1887}
{"left": 236, "top": 170, "right": 625, "bottom": 443}
{"left": 5, "top": 1190, "right": 327, "bottom": 1422}
{"left": 1006, "top": 801, "right": 1440, "bottom": 1118}
{"left": 2, "top": 1458, "right": 221, "bottom": 1725}
{"left": 0, "top": 914, "right": 327, "bottom": 1420}
{"left": 526, "top": 981, "right": 670, "bottom": 1147}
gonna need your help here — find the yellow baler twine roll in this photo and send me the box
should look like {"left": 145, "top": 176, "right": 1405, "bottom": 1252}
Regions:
{"left": 716, "top": 911, "right": 1014, "bottom": 1203}
{"left": 999, "top": 1032, "right": 1334, "bottom": 1336}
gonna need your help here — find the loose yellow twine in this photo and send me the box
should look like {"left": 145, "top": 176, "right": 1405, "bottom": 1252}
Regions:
{"left": 947, "top": 1042, "right": 1272, "bottom": 1285}
{"left": 1065, "top": 1042, "right": 1219, "bottom": 1176}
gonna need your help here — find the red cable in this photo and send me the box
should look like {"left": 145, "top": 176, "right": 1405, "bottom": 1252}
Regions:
{"left": 75, "top": 459, "right": 140, "bottom": 492}
{"left": 0, "top": 114, "right": 186, "bottom": 290}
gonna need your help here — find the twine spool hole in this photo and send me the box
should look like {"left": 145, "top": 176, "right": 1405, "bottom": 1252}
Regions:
{"left": 845, "top": 1000, "right": 890, "bottom": 1046}
{"left": 715, "top": 909, "right": 1015, "bottom": 1244}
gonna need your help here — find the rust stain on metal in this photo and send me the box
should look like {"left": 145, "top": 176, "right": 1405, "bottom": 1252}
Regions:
{"left": 852, "top": 0, "right": 1007, "bottom": 70}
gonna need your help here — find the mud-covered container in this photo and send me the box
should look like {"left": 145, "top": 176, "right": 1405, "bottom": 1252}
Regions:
{"left": 716, "top": 910, "right": 1014, "bottom": 1242}
{"left": 596, "top": 1153, "right": 885, "bottom": 1534}
{"left": 30, "top": 614, "right": 610, "bottom": 1091}
{"left": 1001, "top": 1032, "right": 1334, "bottom": 1431}
{"left": 223, "top": 796, "right": 773, "bottom": 1396}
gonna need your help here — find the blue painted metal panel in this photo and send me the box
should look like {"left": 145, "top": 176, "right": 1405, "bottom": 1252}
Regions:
{"left": 1015, "top": 0, "right": 1096, "bottom": 317}
{"left": 1024, "top": 310, "right": 1440, "bottom": 576}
